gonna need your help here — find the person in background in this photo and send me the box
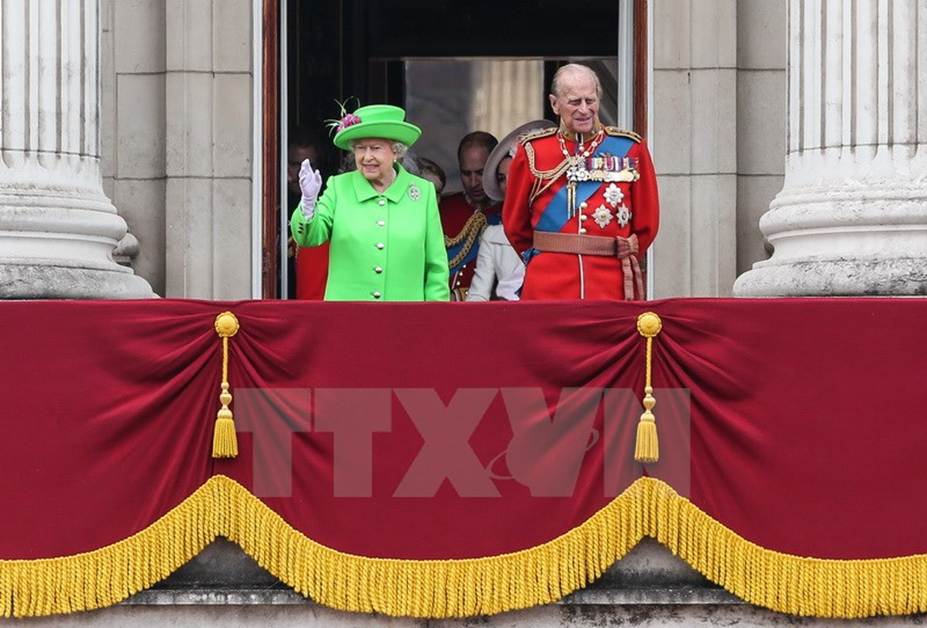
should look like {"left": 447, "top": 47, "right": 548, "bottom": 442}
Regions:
{"left": 291, "top": 104, "right": 449, "bottom": 301}
{"left": 417, "top": 157, "right": 446, "bottom": 199}
{"left": 287, "top": 131, "right": 331, "bottom": 300}
{"left": 440, "top": 131, "right": 499, "bottom": 300}
{"left": 467, "top": 121, "right": 549, "bottom": 301}
{"left": 503, "top": 64, "right": 659, "bottom": 300}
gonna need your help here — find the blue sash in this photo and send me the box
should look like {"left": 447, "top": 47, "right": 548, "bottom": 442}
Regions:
{"left": 534, "top": 135, "right": 634, "bottom": 234}
{"left": 448, "top": 212, "right": 501, "bottom": 274}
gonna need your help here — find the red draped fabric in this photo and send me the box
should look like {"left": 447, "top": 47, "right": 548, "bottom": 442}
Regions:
{"left": 1, "top": 298, "right": 926, "bottom": 617}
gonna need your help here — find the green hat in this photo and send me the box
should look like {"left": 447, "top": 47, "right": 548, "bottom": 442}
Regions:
{"left": 332, "top": 104, "right": 422, "bottom": 151}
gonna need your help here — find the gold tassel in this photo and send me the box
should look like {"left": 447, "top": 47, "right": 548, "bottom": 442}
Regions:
{"left": 212, "top": 312, "right": 240, "bottom": 458}
{"left": 634, "top": 312, "right": 663, "bottom": 464}
{"left": 213, "top": 401, "right": 238, "bottom": 458}
{"left": 634, "top": 386, "right": 658, "bottom": 463}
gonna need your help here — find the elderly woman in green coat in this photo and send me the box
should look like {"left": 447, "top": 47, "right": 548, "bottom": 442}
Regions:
{"left": 291, "top": 105, "right": 450, "bottom": 301}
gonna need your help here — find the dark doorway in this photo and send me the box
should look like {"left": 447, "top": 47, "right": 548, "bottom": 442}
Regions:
{"left": 276, "top": 0, "right": 632, "bottom": 298}
{"left": 287, "top": 0, "right": 622, "bottom": 141}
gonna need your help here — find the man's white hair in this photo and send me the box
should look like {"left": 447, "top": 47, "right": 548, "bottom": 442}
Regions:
{"left": 550, "top": 63, "right": 603, "bottom": 99}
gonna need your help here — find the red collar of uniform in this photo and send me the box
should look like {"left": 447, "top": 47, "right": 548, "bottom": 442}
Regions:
{"left": 558, "top": 122, "right": 604, "bottom": 143}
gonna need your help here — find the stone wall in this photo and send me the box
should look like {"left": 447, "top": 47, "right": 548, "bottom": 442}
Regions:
{"left": 101, "top": 0, "right": 167, "bottom": 294}
{"left": 651, "top": 0, "right": 786, "bottom": 297}
{"left": 651, "top": 0, "right": 736, "bottom": 298}
{"left": 736, "top": 0, "right": 787, "bottom": 278}
{"left": 101, "top": 0, "right": 254, "bottom": 298}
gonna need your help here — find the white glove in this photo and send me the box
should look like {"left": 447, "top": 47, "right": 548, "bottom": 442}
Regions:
{"left": 298, "top": 158, "right": 323, "bottom": 219}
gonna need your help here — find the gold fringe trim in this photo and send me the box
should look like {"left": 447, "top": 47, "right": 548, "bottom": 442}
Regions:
{"left": 4, "top": 475, "right": 927, "bottom": 619}
{"left": 0, "top": 480, "right": 218, "bottom": 618}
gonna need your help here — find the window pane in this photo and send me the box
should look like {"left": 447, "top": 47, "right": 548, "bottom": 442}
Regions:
{"left": 405, "top": 58, "right": 544, "bottom": 194}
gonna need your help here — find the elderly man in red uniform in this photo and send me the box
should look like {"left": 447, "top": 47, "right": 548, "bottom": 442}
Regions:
{"left": 441, "top": 131, "right": 499, "bottom": 300}
{"left": 503, "top": 64, "right": 659, "bottom": 300}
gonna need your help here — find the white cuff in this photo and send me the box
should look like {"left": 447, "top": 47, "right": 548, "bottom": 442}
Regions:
{"left": 300, "top": 199, "right": 316, "bottom": 221}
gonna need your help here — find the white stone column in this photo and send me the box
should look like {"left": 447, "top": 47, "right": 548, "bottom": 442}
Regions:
{"left": 0, "top": 0, "right": 153, "bottom": 298}
{"left": 735, "top": 0, "right": 927, "bottom": 296}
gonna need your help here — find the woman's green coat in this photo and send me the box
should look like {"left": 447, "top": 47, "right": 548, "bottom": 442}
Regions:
{"left": 291, "top": 166, "right": 450, "bottom": 301}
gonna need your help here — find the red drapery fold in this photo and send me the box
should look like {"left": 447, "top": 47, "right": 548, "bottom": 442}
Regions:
{"left": 2, "top": 298, "right": 927, "bottom": 617}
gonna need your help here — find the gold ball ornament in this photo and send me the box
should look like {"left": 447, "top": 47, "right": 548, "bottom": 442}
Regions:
{"left": 636, "top": 312, "right": 662, "bottom": 338}
{"left": 214, "top": 311, "right": 240, "bottom": 338}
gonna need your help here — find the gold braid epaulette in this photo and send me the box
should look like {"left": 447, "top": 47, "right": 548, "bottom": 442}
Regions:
{"left": 605, "top": 127, "right": 643, "bottom": 142}
{"left": 523, "top": 131, "right": 570, "bottom": 205}
{"left": 518, "top": 126, "right": 558, "bottom": 144}
{"left": 445, "top": 211, "right": 488, "bottom": 269}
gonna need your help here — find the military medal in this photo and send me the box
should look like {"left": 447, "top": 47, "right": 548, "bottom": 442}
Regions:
{"left": 566, "top": 154, "right": 640, "bottom": 183}
{"left": 592, "top": 205, "right": 613, "bottom": 229}
{"left": 616, "top": 205, "right": 632, "bottom": 227}
{"left": 566, "top": 156, "right": 591, "bottom": 183}
{"left": 604, "top": 183, "right": 624, "bottom": 208}
{"left": 559, "top": 130, "right": 604, "bottom": 188}
{"left": 607, "top": 157, "right": 641, "bottom": 183}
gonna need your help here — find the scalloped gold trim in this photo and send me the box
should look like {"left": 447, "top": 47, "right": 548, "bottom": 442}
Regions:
{"left": 3, "top": 476, "right": 927, "bottom": 619}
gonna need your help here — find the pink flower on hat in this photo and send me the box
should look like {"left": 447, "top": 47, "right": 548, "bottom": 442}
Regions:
{"left": 338, "top": 113, "right": 361, "bottom": 132}
{"left": 325, "top": 97, "right": 362, "bottom": 137}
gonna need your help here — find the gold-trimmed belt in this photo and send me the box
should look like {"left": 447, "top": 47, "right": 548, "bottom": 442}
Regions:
{"left": 532, "top": 231, "right": 644, "bottom": 300}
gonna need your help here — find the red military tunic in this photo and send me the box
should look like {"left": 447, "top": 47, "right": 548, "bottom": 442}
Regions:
{"left": 503, "top": 127, "right": 659, "bottom": 300}
{"left": 440, "top": 192, "right": 500, "bottom": 300}
{"left": 295, "top": 242, "right": 330, "bottom": 300}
